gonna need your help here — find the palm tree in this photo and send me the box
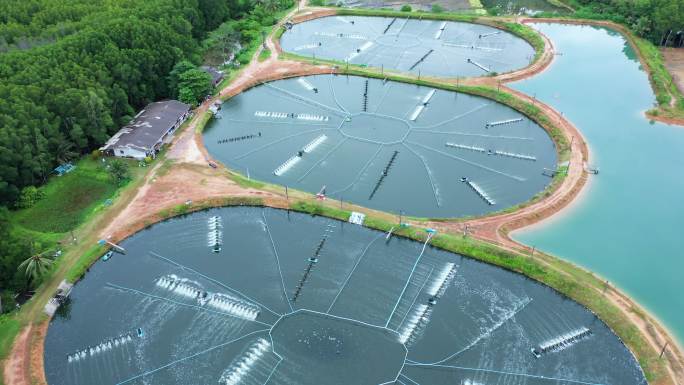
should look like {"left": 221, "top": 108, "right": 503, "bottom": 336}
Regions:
{"left": 18, "top": 246, "right": 54, "bottom": 286}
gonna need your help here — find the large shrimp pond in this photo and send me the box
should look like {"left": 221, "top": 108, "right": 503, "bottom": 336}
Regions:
{"left": 203, "top": 75, "right": 557, "bottom": 218}
{"left": 280, "top": 16, "right": 536, "bottom": 78}
{"left": 44, "top": 207, "right": 645, "bottom": 384}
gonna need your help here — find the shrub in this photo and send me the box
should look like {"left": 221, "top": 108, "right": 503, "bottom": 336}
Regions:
{"left": 310, "top": 0, "right": 325, "bottom": 5}
{"left": 400, "top": 4, "right": 412, "bottom": 12}
{"left": 431, "top": 4, "right": 444, "bottom": 13}
{"left": 16, "top": 186, "right": 44, "bottom": 209}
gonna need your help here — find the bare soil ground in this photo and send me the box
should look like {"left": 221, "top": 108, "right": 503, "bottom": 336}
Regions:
{"left": 662, "top": 48, "right": 684, "bottom": 96}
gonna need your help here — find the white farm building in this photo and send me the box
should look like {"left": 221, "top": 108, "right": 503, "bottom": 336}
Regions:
{"left": 101, "top": 100, "right": 191, "bottom": 159}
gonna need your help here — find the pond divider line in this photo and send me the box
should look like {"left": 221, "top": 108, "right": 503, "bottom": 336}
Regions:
{"left": 404, "top": 363, "right": 605, "bottom": 385}
{"left": 328, "top": 76, "right": 350, "bottom": 114}
{"left": 113, "top": 329, "right": 269, "bottom": 385}
{"left": 326, "top": 233, "right": 385, "bottom": 314}
{"left": 328, "top": 144, "right": 384, "bottom": 196}
{"left": 420, "top": 297, "right": 532, "bottom": 366}
{"left": 262, "top": 356, "right": 283, "bottom": 385}
{"left": 261, "top": 210, "right": 294, "bottom": 313}
{"left": 263, "top": 82, "right": 347, "bottom": 117}
{"left": 406, "top": 141, "right": 525, "bottom": 182}
{"left": 368, "top": 150, "right": 399, "bottom": 200}
{"left": 401, "top": 143, "right": 441, "bottom": 207}
{"left": 396, "top": 266, "right": 434, "bottom": 332}
{"left": 412, "top": 103, "right": 491, "bottom": 130}
{"left": 409, "top": 49, "right": 434, "bottom": 71}
{"left": 385, "top": 233, "right": 434, "bottom": 328}
{"left": 486, "top": 117, "right": 524, "bottom": 128}
{"left": 466, "top": 58, "right": 491, "bottom": 73}
{"left": 417, "top": 130, "right": 533, "bottom": 141}
{"left": 149, "top": 251, "right": 282, "bottom": 317}
{"left": 297, "top": 136, "right": 350, "bottom": 182}
{"left": 442, "top": 42, "right": 503, "bottom": 52}
{"left": 105, "top": 283, "right": 272, "bottom": 327}
{"left": 383, "top": 18, "right": 397, "bottom": 34}
{"left": 399, "top": 373, "right": 421, "bottom": 385}
{"left": 234, "top": 128, "right": 327, "bottom": 160}
{"left": 397, "top": 16, "right": 411, "bottom": 37}
{"left": 434, "top": 22, "right": 447, "bottom": 40}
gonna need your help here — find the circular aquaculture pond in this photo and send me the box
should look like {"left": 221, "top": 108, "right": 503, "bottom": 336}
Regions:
{"left": 44, "top": 207, "right": 645, "bottom": 384}
{"left": 280, "top": 16, "right": 536, "bottom": 77}
{"left": 204, "top": 74, "right": 557, "bottom": 218}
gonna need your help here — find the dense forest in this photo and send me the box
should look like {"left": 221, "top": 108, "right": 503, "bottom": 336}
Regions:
{"left": 0, "top": 0, "right": 292, "bottom": 311}
{"left": 566, "top": 0, "right": 684, "bottom": 45}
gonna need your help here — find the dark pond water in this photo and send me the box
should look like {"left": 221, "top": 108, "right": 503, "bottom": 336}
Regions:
{"left": 45, "top": 207, "right": 645, "bottom": 384}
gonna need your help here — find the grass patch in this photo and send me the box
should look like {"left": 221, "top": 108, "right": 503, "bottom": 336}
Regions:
{"left": 11, "top": 158, "right": 129, "bottom": 234}
{"left": 336, "top": 7, "right": 479, "bottom": 21}
{"left": 227, "top": 171, "right": 265, "bottom": 189}
{"left": 258, "top": 48, "right": 272, "bottom": 62}
{"left": 65, "top": 244, "right": 106, "bottom": 283}
{"left": 0, "top": 314, "right": 21, "bottom": 361}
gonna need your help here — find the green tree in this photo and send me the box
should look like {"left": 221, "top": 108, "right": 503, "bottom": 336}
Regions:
{"left": 107, "top": 159, "right": 129, "bottom": 184}
{"left": 400, "top": 4, "right": 412, "bottom": 11}
{"left": 18, "top": 246, "right": 53, "bottom": 287}
{"left": 177, "top": 68, "right": 213, "bottom": 106}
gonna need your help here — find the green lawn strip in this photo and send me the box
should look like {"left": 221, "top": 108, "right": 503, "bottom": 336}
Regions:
{"left": 11, "top": 158, "right": 141, "bottom": 234}
{"left": 0, "top": 315, "right": 21, "bottom": 361}
{"left": 258, "top": 47, "right": 272, "bottom": 62}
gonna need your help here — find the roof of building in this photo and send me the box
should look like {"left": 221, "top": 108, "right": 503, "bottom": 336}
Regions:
{"left": 201, "top": 66, "right": 224, "bottom": 84}
{"left": 101, "top": 100, "right": 190, "bottom": 152}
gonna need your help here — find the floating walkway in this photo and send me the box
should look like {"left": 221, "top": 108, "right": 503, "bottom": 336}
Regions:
{"left": 369, "top": 151, "right": 399, "bottom": 200}
{"left": 409, "top": 90, "right": 436, "bottom": 121}
{"left": 218, "top": 133, "right": 261, "bottom": 144}
{"left": 67, "top": 329, "right": 141, "bottom": 363}
{"left": 445, "top": 142, "right": 486, "bottom": 153}
{"left": 494, "top": 150, "right": 536, "bottom": 161}
{"left": 362, "top": 79, "right": 369, "bottom": 112}
{"left": 434, "top": 22, "right": 447, "bottom": 40}
{"left": 532, "top": 327, "right": 592, "bottom": 358}
{"left": 292, "top": 236, "right": 328, "bottom": 303}
{"left": 463, "top": 178, "right": 496, "bottom": 205}
{"left": 466, "top": 58, "right": 491, "bottom": 73}
{"left": 219, "top": 338, "right": 271, "bottom": 385}
{"left": 426, "top": 263, "right": 456, "bottom": 298}
{"left": 398, "top": 304, "right": 432, "bottom": 345}
{"left": 486, "top": 117, "right": 523, "bottom": 128}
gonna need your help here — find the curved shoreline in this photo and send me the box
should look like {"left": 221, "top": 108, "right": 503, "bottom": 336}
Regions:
{"left": 4, "top": 5, "right": 683, "bottom": 385}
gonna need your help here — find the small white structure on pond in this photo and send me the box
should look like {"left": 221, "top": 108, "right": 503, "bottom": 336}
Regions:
{"left": 349, "top": 211, "right": 366, "bottom": 225}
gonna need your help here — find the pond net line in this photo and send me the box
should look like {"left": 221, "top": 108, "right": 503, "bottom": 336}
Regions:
{"left": 261, "top": 210, "right": 294, "bottom": 313}
{"left": 296, "top": 137, "right": 349, "bottom": 182}
{"left": 399, "top": 373, "right": 421, "bottom": 385}
{"left": 113, "top": 329, "right": 269, "bottom": 385}
{"left": 328, "top": 144, "right": 384, "bottom": 197}
{"left": 413, "top": 130, "right": 534, "bottom": 141}
{"left": 406, "top": 141, "right": 525, "bottom": 182}
{"left": 327, "top": 75, "right": 350, "bottom": 115}
{"left": 262, "top": 355, "right": 284, "bottom": 385}
{"left": 385, "top": 233, "right": 434, "bottom": 328}
{"left": 221, "top": 117, "right": 336, "bottom": 128}
{"left": 263, "top": 82, "right": 348, "bottom": 117}
{"left": 411, "top": 102, "right": 491, "bottom": 130}
{"left": 402, "top": 363, "right": 606, "bottom": 385}
{"left": 149, "top": 251, "right": 282, "bottom": 318}
{"left": 104, "top": 283, "right": 272, "bottom": 328}
{"left": 408, "top": 297, "right": 533, "bottom": 367}
{"left": 326, "top": 233, "right": 385, "bottom": 314}
{"left": 401, "top": 143, "right": 441, "bottom": 207}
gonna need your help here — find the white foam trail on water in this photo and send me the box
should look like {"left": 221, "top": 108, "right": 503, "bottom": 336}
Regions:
{"left": 297, "top": 78, "right": 315, "bottom": 91}
{"left": 293, "top": 43, "right": 319, "bottom": 51}
{"left": 536, "top": 327, "right": 592, "bottom": 354}
{"left": 398, "top": 304, "right": 432, "bottom": 345}
{"left": 426, "top": 263, "right": 456, "bottom": 297}
{"left": 155, "top": 275, "right": 260, "bottom": 321}
{"left": 346, "top": 41, "right": 374, "bottom": 61}
{"left": 302, "top": 134, "right": 327, "bottom": 153}
{"left": 219, "top": 338, "right": 271, "bottom": 385}
{"left": 254, "top": 111, "right": 288, "bottom": 119}
{"left": 273, "top": 155, "right": 301, "bottom": 176}
{"left": 67, "top": 332, "right": 138, "bottom": 363}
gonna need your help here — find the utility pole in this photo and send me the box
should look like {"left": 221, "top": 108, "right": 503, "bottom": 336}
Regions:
{"left": 285, "top": 185, "right": 289, "bottom": 202}
{"left": 660, "top": 342, "right": 669, "bottom": 358}
{"left": 399, "top": 210, "right": 403, "bottom": 226}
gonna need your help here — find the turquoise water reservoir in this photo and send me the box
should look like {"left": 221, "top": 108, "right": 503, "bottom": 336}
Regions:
{"left": 513, "top": 23, "right": 684, "bottom": 344}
